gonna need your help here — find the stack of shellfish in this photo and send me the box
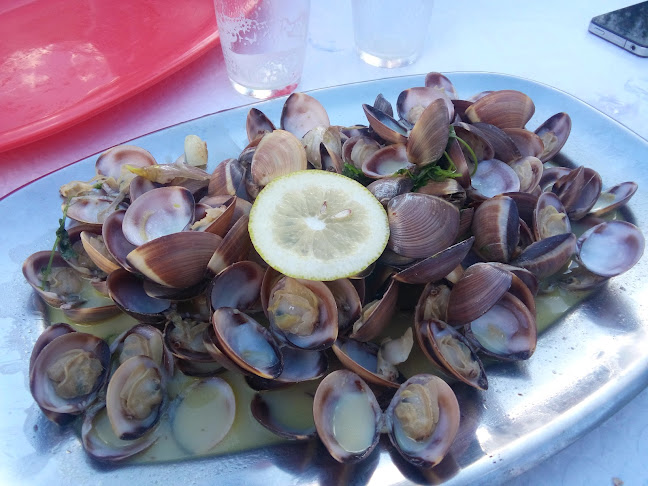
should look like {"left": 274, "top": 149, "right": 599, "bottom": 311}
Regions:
{"left": 23, "top": 73, "right": 644, "bottom": 468}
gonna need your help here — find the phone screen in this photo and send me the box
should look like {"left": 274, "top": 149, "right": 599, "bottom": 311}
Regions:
{"left": 591, "top": 1, "right": 648, "bottom": 47}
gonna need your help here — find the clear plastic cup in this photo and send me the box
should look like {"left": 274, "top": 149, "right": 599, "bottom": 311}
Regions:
{"left": 352, "top": 0, "right": 434, "bottom": 68}
{"left": 214, "top": 0, "right": 310, "bottom": 99}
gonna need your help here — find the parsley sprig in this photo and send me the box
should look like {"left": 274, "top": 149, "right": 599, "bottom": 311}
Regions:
{"left": 41, "top": 199, "right": 76, "bottom": 290}
{"left": 342, "top": 163, "right": 372, "bottom": 186}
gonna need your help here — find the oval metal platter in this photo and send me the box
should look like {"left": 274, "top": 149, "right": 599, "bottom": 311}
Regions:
{"left": 1, "top": 72, "right": 647, "bottom": 485}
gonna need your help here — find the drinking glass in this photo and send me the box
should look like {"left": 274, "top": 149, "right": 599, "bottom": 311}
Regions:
{"left": 214, "top": 0, "right": 310, "bottom": 99}
{"left": 352, "top": 0, "right": 434, "bottom": 68}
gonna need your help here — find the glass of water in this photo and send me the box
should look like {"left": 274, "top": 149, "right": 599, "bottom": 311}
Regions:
{"left": 352, "top": 0, "right": 434, "bottom": 68}
{"left": 214, "top": 0, "right": 310, "bottom": 99}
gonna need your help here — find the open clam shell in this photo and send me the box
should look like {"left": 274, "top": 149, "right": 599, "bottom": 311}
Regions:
{"left": 208, "top": 260, "right": 264, "bottom": 313}
{"left": 267, "top": 277, "right": 338, "bottom": 350}
{"left": 324, "top": 279, "right": 362, "bottom": 335}
{"left": 67, "top": 195, "right": 124, "bottom": 225}
{"left": 415, "top": 282, "right": 452, "bottom": 323}
{"left": 362, "top": 103, "right": 409, "bottom": 144}
{"left": 535, "top": 112, "right": 571, "bottom": 162}
{"left": 332, "top": 337, "right": 403, "bottom": 389}
{"left": 246, "top": 345, "right": 328, "bottom": 391}
{"left": 576, "top": 221, "right": 645, "bottom": 277}
{"left": 551, "top": 166, "right": 602, "bottom": 221}
{"left": 192, "top": 195, "right": 237, "bottom": 236}
{"left": 362, "top": 144, "right": 414, "bottom": 178}
{"left": 385, "top": 374, "right": 460, "bottom": 468}
{"left": 589, "top": 181, "right": 638, "bottom": 217}
{"left": 313, "top": 370, "right": 382, "bottom": 464}
{"left": 415, "top": 319, "right": 488, "bottom": 390}
{"left": 350, "top": 278, "right": 399, "bottom": 342}
{"left": 23, "top": 251, "right": 85, "bottom": 308}
{"left": 534, "top": 192, "right": 571, "bottom": 240}
{"left": 30, "top": 332, "right": 110, "bottom": 415}
{"left": 343, "top": 135, "right": 381, "bottom": 169}
{"left": 509, "top": 156, "right": 543, "bottom": 193}
{"left": 280, "top": 92, "right": 330, "bottom": 139}
{"left": 122, "top": 186, "right": 195, "bottom": 246}
{"left": 106, "top": 269, "right": 171, "bottom": 323}
{"left": 81, "top": 401, "right": 160, "bottom": 462}
{"left": 464, "top": 291, "right": 537, "bottom": 361}
{"left": 251, "top": 384, "right": 318, "bottom": 440}
{"left": 396, "top": 87, "right": 454, "bottom": 125}
{"left": 106, "top": 355, "right": 166, "bottom": 440}
{"left": 424, "top": 72, "right": 458, "bottom": 99}
{"left": 170, "top": 377, "right": 236, "bottom": 454}
{"left": 469, "top": 159, "right": 521, "bottom": 200}
{"left": 111, "top": 324, "right": 174, "bottom": 378}
{"left": 95, "top": 144, "right": 157, "bottom": 180}
{"left": 80, "top": 230, "right": 121, "bottom": 274}
{"left": 211, "top": 308, "right": 283, "bottom": 379}
{"left": 102, "top": 209, "right": 137, "bottom": 272}
{"left": 29, "top": 323, "right": 77, "bottom": 425}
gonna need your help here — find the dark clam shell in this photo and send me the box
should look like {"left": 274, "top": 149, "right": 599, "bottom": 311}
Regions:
{"left": 387, "top": 193, "right": 460, "bottom": 259}
{"left": 471, "top": 195, "right": 519, "bottom": 263}
{"left": 465, "top": 90, "right": 535, "bottom": 129}
{"left": 535, "top": 112, "right": 571, "bottom": 162}
{"left": 395, "top": 237, "right": 474, "bottom": 285}
{"left": 362, "top": 103, "right": 409, "bottom": 144}
{"left": 512, "top": 232, "right": 577, "bottom": 279}
{"left": 447, "top": 263, "right": 512, "bottom": 326}
{"left": 107, "top": 269, "right": 170, "bottom": 323}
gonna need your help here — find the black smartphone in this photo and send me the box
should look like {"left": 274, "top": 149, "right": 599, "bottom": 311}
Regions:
{"left": 589, "top": 1, "right": 648, "bottom": 57}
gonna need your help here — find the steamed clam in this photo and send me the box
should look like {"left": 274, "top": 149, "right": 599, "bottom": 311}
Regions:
{"left": 22, "top": 74, "right": 643, "bottom": 471}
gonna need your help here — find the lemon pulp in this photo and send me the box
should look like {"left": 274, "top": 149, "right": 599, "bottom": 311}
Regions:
{"left": 249, "top": 170, "right": 389, "bottom": 281}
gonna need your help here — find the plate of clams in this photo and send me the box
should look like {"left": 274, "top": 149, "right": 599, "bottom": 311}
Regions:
{"left": 1, "top": 72, "right": 647, "bottom": 485}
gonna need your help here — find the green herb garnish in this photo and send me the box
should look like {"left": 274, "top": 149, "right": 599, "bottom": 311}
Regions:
{"left": 397, "top": 164, "right": 461, "bottom": 191}
{"left": 342, "top": 163, "right": 371, "bottom": 186}
{"left": 448, "top": 125, "right": 479, "bottom": 175}
{"left": 40, "top": 199, "right": 75, "bottom": 290}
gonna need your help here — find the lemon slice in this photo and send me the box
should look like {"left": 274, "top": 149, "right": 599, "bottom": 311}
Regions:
{"left": 249, "top": 170, "right": 389, "bottom": 281}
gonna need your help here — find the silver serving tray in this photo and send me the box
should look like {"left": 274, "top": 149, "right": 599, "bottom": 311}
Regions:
{"left": 1, "top": 73, "right": 647, "bottom": 486}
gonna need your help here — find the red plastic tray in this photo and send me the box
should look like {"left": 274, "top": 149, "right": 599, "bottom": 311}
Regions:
{"left": 0, "top": 0, "right": 219, "bottom": 153}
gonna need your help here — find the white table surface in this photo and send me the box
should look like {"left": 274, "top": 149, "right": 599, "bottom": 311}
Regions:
{"left": 1, "top": 0, "right": 646, "bottom": 484}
